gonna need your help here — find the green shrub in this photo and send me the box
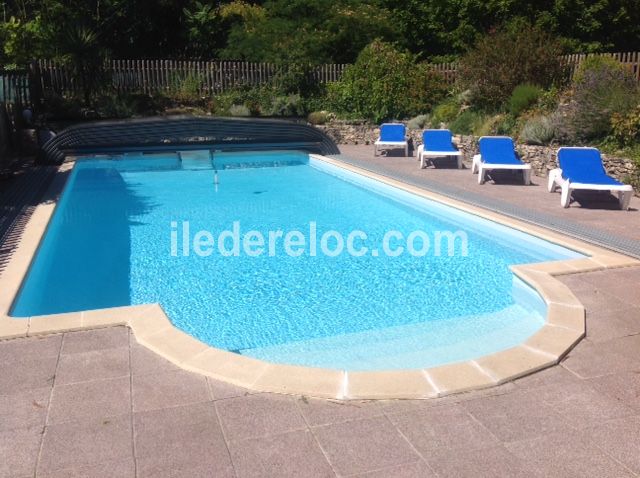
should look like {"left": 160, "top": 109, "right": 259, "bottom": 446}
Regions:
{"left": 228, "top": 104, "right": 251, "bottom": 116}
{"left": 431, "top": 99, "right": 460, "bottom": 126}
{"left": 473, "top": 114, "right": 506, "bottom": 137}
{"left": 566, "top": 56, "right": 639, "bottom": 141}
{"left": 520, "top": 114, "right": 558, "bottom": 145}
{"left": 509, "top": 84, "right": 543, "bottom": 116}
{"left": 328, "top": 40, "right": 446, "bottom": 123}
{"left": 449, "top": 110, "right": 484, "bottom": 135}
{"left": 307, "top": 111, "right": 330, "bottom": 125}
{"left": 457, "top": 22, "right": 565, "bottom": 109}
{"left": 168, "top": 73, "right": 204, "bottom": 104}
{"left": 268, "top": 94, "right": 304, "bottom": 116}
{"left": 611, "top": 104, "right": 640, "bottom": 146}
{"left": 407, "top": 114, "right": 430, "bottom": 130}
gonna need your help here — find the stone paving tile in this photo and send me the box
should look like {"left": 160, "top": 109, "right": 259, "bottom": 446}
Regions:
{"left": 129, "top": 340, "right": 180, "bottom": 376}
{"left": 0, "top": 355, "right": 57, "bottom": 393}
{"left": 584, "top": 415, "right": 640, "bottom": 474}
{"left": 557, "top": 274, "right": 598, "bottom": 295}
{"left": 61, "top": 326, "right": 129, "bottom": 355}
{"left": 38, "top": 458, "right": 136, "bottom": 478}
{"left": 48, "top": 376, "right": 131, "bottom": 424}
{"left": 136, "top": 454, "right": 233, "bottom": 478}
{"left": 423, "top": 445, "right": 531, "bottom": 478}
{"left": 0, "top": 334, "right": 62, "bottom": 362}
{"left": 296, "top": 397, "right": 383, "bottom": 427}
{"left": 215, "top": 393, "right": 307, "bottom": 442}
{"left": 311, "top": 416, "right": 420, "bottom": 476}
{"left": 388, "top": 403, "right": 500, "bottom": 454}
{"left": 506, "top": 430, "right": 636, "bottom": 478}
{"left": 462, "top": 389, "right": 576, "bottom": 442}
{"left": 0, "top": 426, "right": 43, "bottom": 478}
{"left": 351, "top": 460, "right": 436, "bottom": 478}
{"left": 228, "top": 429, "right": 335, "bottom": 478}
{"left": 587, "top": 371, "right": 640, "bottom": 411}
{"left": 513, "top": 364, "right": 582, "bottom": 390}
{"left": 584, "top": 307, "right": 640, "bottom": 343}
{"left": 537, "top": 381, "right": 637, "bottom": 428}
{"left": 132, "top": 369, "right": 209, "bottom": 412}
{"left": 597, "top": 284, "right": 640, "bottom": 307}
{"left": 134, "top": 402, "right": 233, "bottom": 477}
{"left": 38, "top": 415, "right": 133, "bottom": 473}
{"left": 0, "top": 386, "right": 50, "bottom": 431}
{"left": 561, "top": 338, "right": 640, "bottom": 378}
{"left": 55, "top": 346, "right": 130, "bottom": 385}
{"left": 571, "top": 289, "right": 631, "bottom": 315}
{"left": 207, "top": 377, "right": 252, "bottom": 401}
{"left": 376, "top": 382, "right": 518, "bottom": 417}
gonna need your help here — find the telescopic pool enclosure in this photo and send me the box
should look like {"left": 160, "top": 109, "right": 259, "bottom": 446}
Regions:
{"left": 41, "top": 116, "right": 341, "bottom": 163}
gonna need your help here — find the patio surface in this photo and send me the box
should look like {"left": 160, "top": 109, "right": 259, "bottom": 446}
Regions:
{"left": 1, "top": 147, "right": 640, "bottom": 477}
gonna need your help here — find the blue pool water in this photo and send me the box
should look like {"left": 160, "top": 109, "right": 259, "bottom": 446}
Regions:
{"left": 12, "top": 151, "right": 583, "bottom": 370}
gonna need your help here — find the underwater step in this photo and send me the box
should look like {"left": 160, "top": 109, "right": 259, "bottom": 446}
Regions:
{"left": 179, "top": 150, "right": 214, "bottom": 170}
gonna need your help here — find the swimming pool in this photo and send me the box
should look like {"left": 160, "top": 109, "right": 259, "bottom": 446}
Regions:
{"left": 11, "top": 150, "right": 583, "bottom": 371}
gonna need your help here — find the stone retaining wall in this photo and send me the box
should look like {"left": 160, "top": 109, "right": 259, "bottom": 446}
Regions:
{"left": 316, "top": 120, "right": 637, "bottom": 183}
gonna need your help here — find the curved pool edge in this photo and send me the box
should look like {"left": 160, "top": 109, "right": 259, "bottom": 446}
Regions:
{"left": 1, "top": 157, "right": 639, "bottom": 400}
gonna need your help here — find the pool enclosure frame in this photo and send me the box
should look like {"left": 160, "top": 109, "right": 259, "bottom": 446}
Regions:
{"left": 41, "top": 116, "right": 341, "bottom": 163}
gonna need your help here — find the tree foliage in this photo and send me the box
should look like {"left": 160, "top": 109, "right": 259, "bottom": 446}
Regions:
{"left": 1, "top": 0, "right": 638, "bottom": 67}
{"left": 221, "top": 0, "right": 398, "bottom": 64}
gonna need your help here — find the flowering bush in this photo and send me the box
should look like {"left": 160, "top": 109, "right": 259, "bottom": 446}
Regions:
{"left": 566, "top": 56, "right": 639, "bottom": 140}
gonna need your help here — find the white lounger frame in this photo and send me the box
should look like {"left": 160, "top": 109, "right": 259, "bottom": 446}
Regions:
{"left": 471, "top": 154, "right": 532, "bottom": 185}
{"left": 374, "top": 140, "right": 408, "bottom": 157}
{"left": 416, "top": 144, "right": 462, "bottom": 169}
{"left": 548, "top": 168, "right": 633, "bottom": 210}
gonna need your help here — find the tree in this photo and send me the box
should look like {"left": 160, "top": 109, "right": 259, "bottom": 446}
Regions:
{"left": 221, "top": 0, "right": 399, "bottom": 64}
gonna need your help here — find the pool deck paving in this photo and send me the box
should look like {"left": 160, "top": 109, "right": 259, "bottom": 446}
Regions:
{"left": 1, "top": 146, "right": 640, "bottom": 477}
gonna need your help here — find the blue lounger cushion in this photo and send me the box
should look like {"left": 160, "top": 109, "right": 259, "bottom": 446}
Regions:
{"left": 558, "top": 148, "right": 623, "bottom": 186}
{"left": 379, "top": 124, "right": 406, "bottom": 142}
{"left": 478, "top": 137, "right": 524, "bottom": 165}
{"left": 423, "top": 130, "right": 457, "bottom": 152}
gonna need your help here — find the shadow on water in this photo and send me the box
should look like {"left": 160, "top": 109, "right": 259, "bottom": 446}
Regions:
{"left": 10, "top": 166, "right": 156, "bottom": 316}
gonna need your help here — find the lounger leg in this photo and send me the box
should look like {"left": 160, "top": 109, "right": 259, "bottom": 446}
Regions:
{"left": 548, "top": 169, "right": 560, "bottom": 193}
{"left": 471, "top": 155, "right": 480, "bottom": 174}
{"left": 478, "top": 167, "right": 486, "bottom": 185}
{"left": 618, "top": 191, "right": 632, "bottom": 210}
{"left": 523, "top": 169, "right": 532, "bottom": 185}
{"left": 561, "top": 182, "right": 572, "bottom": 208}
{"left": 405, "top": 145, "right": 408, "bottom": 157}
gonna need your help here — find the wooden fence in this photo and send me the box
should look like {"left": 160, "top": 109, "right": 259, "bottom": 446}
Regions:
{"left": 0, "top": 69, "right": 32, "bottom": 105}
{"left": 35, "top": 59, "right": 349, "bottom": 97}
{"left": 562, "top": 51, "right": 640, "bottom": 81}
{"left": 428, "top": 51, "right": 640, "bottom": 86}
{"left": 23, "top": 51, "right": 640, "bottom": 99}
